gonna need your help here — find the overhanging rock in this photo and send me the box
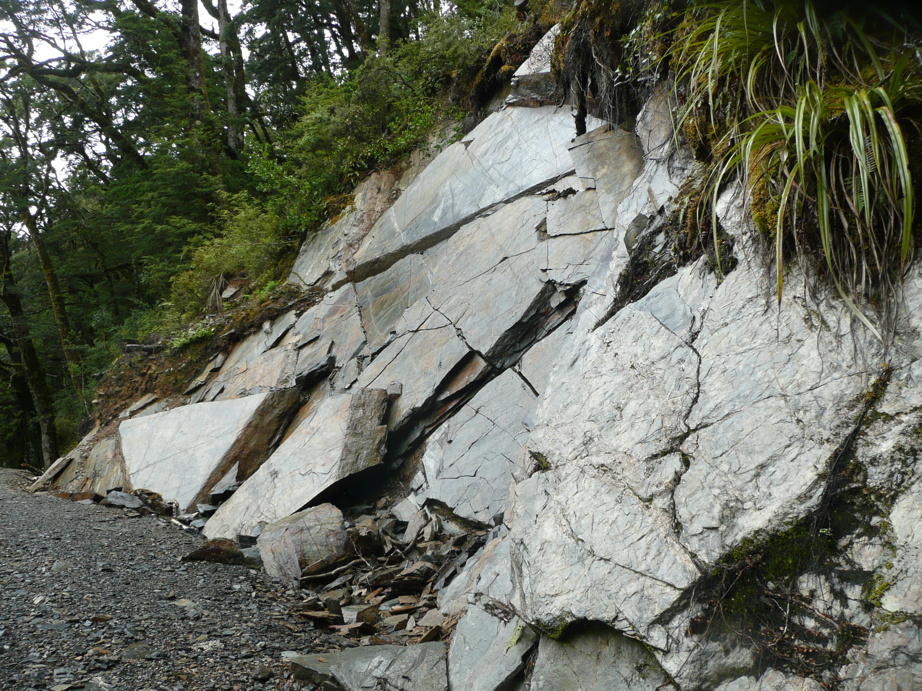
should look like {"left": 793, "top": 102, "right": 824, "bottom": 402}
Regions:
{"left": 119, "top": 389, "right": 299, "bottom": 512}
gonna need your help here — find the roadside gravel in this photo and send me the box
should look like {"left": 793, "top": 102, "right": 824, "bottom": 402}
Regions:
{"left": 0, "top": 469, "right": 340, "bottom": 691}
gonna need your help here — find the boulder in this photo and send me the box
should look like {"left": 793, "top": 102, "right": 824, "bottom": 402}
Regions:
{"left": 257, "top": 504, "right": 348, "bottom": 584}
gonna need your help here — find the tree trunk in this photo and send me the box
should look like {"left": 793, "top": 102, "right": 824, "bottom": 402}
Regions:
{"left": 217, "top": 0, "right": 243, "bottom": 152}
{"left": 378, "top": 0, "right": 392, "bottom": 54}
{"left": 0, "top": 230, "right": 59, "bottom": 468}
{"left": 180, "top": 0, "right": 210, "bottom": 121}
{"left": 0, "top": 334, "right": 44, "bottom": 469}
{"left": 337, "top": 0, "right": 373, "bottom": 54}
{"left": 21, "top": 210, "right": 85, "bottom": 407}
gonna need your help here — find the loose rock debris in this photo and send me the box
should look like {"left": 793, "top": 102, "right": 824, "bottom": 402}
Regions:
{"left": 2, "top": 468, "right": 490, "bottom": 690}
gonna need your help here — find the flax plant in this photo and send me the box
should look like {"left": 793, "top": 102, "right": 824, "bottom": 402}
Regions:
{"left": 668, "top": 0, "right": 921, "bottom": 337}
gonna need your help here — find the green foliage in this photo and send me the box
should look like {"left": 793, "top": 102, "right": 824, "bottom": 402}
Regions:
{"left": 665, "top": 0, "right": 922, "bottom": 337}
{"left": 169, "top": 193, "right": 289, "bottom": 318}
{"left": 253, "top": 8, "right": 517, "bottom": 239}
{"left": 169, "top": 323, "right": 218, "bottom": 349}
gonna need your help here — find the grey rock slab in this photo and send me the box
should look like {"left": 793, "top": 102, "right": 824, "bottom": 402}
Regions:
{"left": 203, "top": 389, "right": 388, "bottom": 539}
{"left": 289, "top": 221, "right": 342, "bottom": 290}
{"left": 329, "top": 643, "right": 448, "bottom": 691}
{"left": 355, "top": 252, "right": 431, "bottom": 352}
{"left": 448, "top": 605, "right": 536, "bottom": 691}
{"left": 515, "top": 325, "right": 571, "bottom": 397}
{"left": 543, "top": 230, "right": 616, "bottom": 287}
{"left": 289, "top": 169, "right": 403, "bottom": 289}
{"left": 418, "top": 370, "right": 536, "bottom": 524}
{"left": 78, "top": 436, "right": 126, "bottom": 496}
{"left": 257, "top": 503, "right": 347, "bottom": 584}
{"left": 120, "top": 389, "right": 299, "bottom": 512}
{"left": 676, "top": 258, "right": 880, "bottom": 562}
{"left": 507, "top": 466, "right": 700, "bottom": 645}
{"left": 439, "top": 536, "right": 514, "bottom": 618}
{"left": 289, "top": 654, "right": 337, "bottom": 686}
{"left": 839, "top": 620, "right": 922, "bottom": 691}
{"left": 352, "top": 106, "right": 591, "bottom": 280}
{"left": 291, "top": 285, "right": 367, "bottom": 382}
{"left": 505, "top": 25, "right": 559, "bottom": 106}
{"left": 100, "top": 491, "right": 144, "bottom": 509}
{"left": 876, "top": 473, "right": 922, "bottom": 612}
{"left": 567, "top": 125, "right": 643, "bottom": 228}
{"left": 545, "top": 182, "right": 607, "bottom": 236}
{"left": 506, "top": 180, "right": 890, "bottom": 660}
{"left": 529, "top": 623, "right": 668, "bottom": 691}
{"left": 634, "top": 81, "right": 678, "bottom": 160}
{"left": 118, "top": 394, "right": 159, "bottom": 419}
{"left": 714, "top": 670, "right": 824, "bottom": 691}
{"left": 47, "top": 433, "right": 126, "bottom": 497}
{"left": 423, "top": 196, "right": 548, "bottom": 358}
{"left": 195, "top": 330, "right": 298, "bottom": 403}
{"left": 356, "top": 309, "right": 478, "bottom": 433}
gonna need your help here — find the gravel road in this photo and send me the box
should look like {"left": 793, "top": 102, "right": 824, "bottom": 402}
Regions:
{"left": 0, "top": 469, "right": 340, "bottom": 691}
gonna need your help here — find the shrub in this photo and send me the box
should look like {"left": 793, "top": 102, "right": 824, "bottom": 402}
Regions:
{"left": 169, "top": 193, "right": 289, "bottom": 318}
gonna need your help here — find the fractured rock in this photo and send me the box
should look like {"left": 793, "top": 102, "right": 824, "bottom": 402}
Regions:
{"left": 418, "top": 370, "right": 536, "bottom": 524}
{"left": 257, "top": 504, "right": 348, "bottom": 584}
{"left": 357, "top": 309, "right": 482, "bottom": 434}
{"left": 448, "top": 605, "right": 535, "bottom": 691}
{"left": 352, "top": 106, "right": 599, "bottom": 281}
{"left": 355, "top": 253, "right": 431, "bottom": 352}
{"left": 119, "top": 389, "right": 299, "bottom": 512}
{"left": 204, "top": 389, "right": 388, "bottom": 540}
{"left": 567, "top": 125, "right": 643, "bottom": 228}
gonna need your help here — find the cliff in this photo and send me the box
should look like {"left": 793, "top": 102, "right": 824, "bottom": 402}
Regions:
{"left": 31, "top": 29, "right": 922, "bottom": 690}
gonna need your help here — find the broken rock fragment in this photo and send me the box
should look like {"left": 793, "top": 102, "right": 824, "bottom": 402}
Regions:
{"left": 119, "top": 389, "right": 300, "bottom": 512}
{"left": 257, "top": 504, "right": 348, "bottom": 585}
{"left": 333, "top": 643, "right": 448, "bottom": 691}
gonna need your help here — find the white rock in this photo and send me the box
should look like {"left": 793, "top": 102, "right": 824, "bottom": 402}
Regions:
{"left": 418, "top": 370, "right": 536, "bottom": 524}
{"left": 120, "top": 390, "right": 298, "bottom": 511}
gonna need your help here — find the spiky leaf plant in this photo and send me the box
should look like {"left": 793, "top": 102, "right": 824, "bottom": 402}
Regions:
{"left": 668, "top": 0, "right": 922, "bottom": 337}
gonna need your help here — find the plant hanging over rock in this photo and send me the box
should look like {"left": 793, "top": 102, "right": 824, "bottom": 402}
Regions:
{"left": 667, "top": 0, "right": 922, "bottom": 338}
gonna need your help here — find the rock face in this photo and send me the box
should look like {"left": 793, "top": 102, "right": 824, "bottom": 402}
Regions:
{"left": 46, "top": 27, "right": 922, "bottom": 691}
{"left": 203, "top": 389, "right": 388, "bottom": 540}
